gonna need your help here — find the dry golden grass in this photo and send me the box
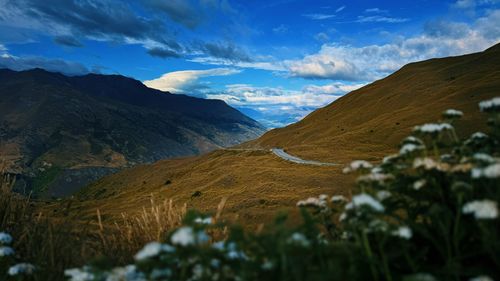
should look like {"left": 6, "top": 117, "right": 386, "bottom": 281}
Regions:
{"left": 250, "top": 44, "right": 500, "bottom": 162}
{"left": 96, "top": 197, "right": 187, "bottom": 258}
{"left": 1, "top": 161, "right": 189, "bottom": 280}
{"left": 58, "top": 44, "right": 500, "bottom": 231}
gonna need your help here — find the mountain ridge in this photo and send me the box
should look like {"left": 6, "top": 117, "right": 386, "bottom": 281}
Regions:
{"left": 0, "top": 68, "right": 265, "bottom": 196}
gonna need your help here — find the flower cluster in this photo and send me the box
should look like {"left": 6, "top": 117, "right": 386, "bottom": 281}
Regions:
{"left": 309, "top": 103, "right": 500, "bottom": 280}
{"left": 0, "top": 231, "right": 35, "bottom": 281}
{"left": 63, "top": 99, "right": 499, "bottom": 281}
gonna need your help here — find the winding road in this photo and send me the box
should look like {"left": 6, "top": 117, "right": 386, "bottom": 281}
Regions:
{"left": 223, "top": 147, "right": 339, "bottom": 166}
{"left": 270, "top": 148, "right": 339, "bottom": 166}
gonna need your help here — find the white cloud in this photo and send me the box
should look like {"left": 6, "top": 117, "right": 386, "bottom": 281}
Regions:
{"left": 0, "top": 52, "right": 89, "bottom": 75}
{"left": 205, "top": 82, "right": 365, "bottom": 127}
{"left": 303, "top": 14, "right": 336, "bottom": 20}
{"left": 355, "top": 15, "right": 409, "bottom": 23}
{"left": 453, "top": 0, "right": 499, "bottom": 9}
{"left": 302, "top": 82, "right": 367, "bottom": 95}
{"left": 314, "top": 32, "right": 330, "bottom": 42}
{"left": 285, "top": 10, "right": 500, "bottom": 81}
{"left": 365, "top": 8, "right": 387, "bottom": 13}
{"left": 335, "top": 6, "right": 346, "bottom": 13}
{"left": 188, "top": 56, "right": 285, "bottom": 71}
{"left": 273, "top": 24, "right": 288, "bottom": 34}
{"left": 143, "top": 68, "right": 241, "bottom": 93}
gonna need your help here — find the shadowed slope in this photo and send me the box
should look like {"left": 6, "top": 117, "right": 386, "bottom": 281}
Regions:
{"left": 0, "top": 68, "right": 265, "bottom": 196}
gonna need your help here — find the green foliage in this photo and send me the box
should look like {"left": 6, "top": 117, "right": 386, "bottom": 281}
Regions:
{"left": 32, "top": 166, "right": 62, "bottom": 195}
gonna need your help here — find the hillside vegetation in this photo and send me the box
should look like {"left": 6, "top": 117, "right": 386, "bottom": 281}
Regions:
{"left": 65, "top": 44, "right": 500, "bottom": 228}
{"left": 0, "top": 69, "right": 264, "bottom": 197}
{"left": 251, "top": 43, "right": 500, "bottom": 162}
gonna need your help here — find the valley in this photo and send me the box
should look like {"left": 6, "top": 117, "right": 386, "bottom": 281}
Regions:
{"left": 49, "top": 43, "right": 500, "bottom": 228}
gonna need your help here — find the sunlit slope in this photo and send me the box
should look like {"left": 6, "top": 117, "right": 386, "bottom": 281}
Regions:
{"left": 64, "top": 149, "right": 351, "bottom": 227}
{"left": 251, "top": 43, "right": 500, "bottom": 162}
{"left": 65, "top": 44, "right": 500, "bottom": 227}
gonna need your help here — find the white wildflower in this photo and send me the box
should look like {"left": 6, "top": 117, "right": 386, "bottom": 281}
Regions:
{"left": 465, "top": 132, "right": 489, "bottom": 146}
{"left": 413, "top": 179, "right": 426, "bottom": 190}
{"left": 319, "top": 194, "right": 329, "bottom": 201}
{"left": 261, "top": 261, "right": 274, "bottom": 270}
{"left": 357, "top": 172, "right": 394, "bottom": 184}
{"left": 339, "top": 212, "right": 347, "bottom": 221}
{"left": 227, "top": 249, "right": 248, "bottom": 260}
{"left": 414, "top": 157, "right": 450, "bottom": 172}
{"left": 171, "top": 226, "right": 209, "bottom": 246}
{"left": 442, "top": 109, "right": 463, "bottom": 118}
{"left": 345, "top": 193, "right": 385, "bottom": 212}
{"left": 392, "top": 226, "right": 412, "bottom": 239}
{"left": 194, "top": 217, "right": 212, "bottom": 225}
{"left": 440, "top": 154, "right": 453, "bottom": 162}
{"left": 65, "top": 268, "right": 94, "bottom": 281}
{"left": 343, "top": 160, "right": 372, "bottom": 173}
{"left": 472, "top": 163, "right": 500, "bottom": 179}
{"left": 382, "top": 154, "right": 399, "bottom": 164}
{"left": 400, "top": 143, "right": 424, "bottom": 155}
{"left": 297, "top": 197, "right": 327, "bottom": 208}
{"left": 8, "top": 263, "right": 36, "bottom": 276}
{"left": 224, "top": 242, "right": 247, "bottom": 260}
{"left": 331, "top": 195, "right": 348, "bottom": 203}
{"left": 340, "top": 231, "right": 352, "bottom": 240}
{"left": 470, "top": 132, "right": 488, "bottom": 140}
{"left": 462, "top": 200, "right": 498, "bottom": 219}
{"left": 212, "top": 241, "right": 225, "bottom": 251}
{"left": 402, "top": 136, "right": 424, "bottom": 145}
{"left": 134, "top": 242, "right": 175, "bottom": 261}
{"left": 479, "top": 97, "right": 500, "bottom": 112}
{"left": 368, "top": 219, "right": 388, "bottom": 232}
{"left": 376, "top": 190, "right": 392, "bottom": 201}
{"left": 0, "top": 232, "right": 12, "bottom": 244}
{"left": 469, "top": 275, "right": 494, "bottom": 281}
{"left": 192, "top": 264, "right": 204, "bottom": 279}
{"left": 210, "top": 258, "right": 221, "bottom": 268}
{"left": 0, "top": 246, "right": 14, "bottom": 257}
{"left": 472, "top": 153, "right": 495, "bottom": 164}
{"left": 150, "top": 268, "right": 172, "bottom": 280}
{"left": 414, "top": 123, "right": 453, "bottom": 134}
{"left": 287, "top": 232, "right": 310, "bottom": 247}
{"left": 107, "top": 265, "right": 146, "bottom": 281}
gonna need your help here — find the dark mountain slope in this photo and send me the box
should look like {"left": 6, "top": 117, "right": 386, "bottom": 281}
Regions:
{"left": 0, "top": 68, "right": 265, "bottom": 196}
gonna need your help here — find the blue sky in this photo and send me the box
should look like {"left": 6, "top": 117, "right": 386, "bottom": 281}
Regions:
{"left": 0, "top": 0, "right": 499, "bottom": 128}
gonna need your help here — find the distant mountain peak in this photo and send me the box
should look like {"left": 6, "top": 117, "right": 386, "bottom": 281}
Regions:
{"left": 0, "top": 69, "right": 265, "bottom": 197}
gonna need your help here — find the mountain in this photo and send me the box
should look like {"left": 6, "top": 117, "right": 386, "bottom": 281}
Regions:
{"left": 0, "top": 68, "right": 265, "bottom": 197}
{"left": 250, "top": 43, "right": 500, "bottom": 162}
{"left": 57, "top": 44, "right": 500, "bottom": 227}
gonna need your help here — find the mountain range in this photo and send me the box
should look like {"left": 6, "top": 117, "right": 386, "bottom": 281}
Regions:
{"left": 66, "top": 43, "right": 500, "bottom": 227}
{"left": 0, "top": 68, "right": 265, "bottom": 197}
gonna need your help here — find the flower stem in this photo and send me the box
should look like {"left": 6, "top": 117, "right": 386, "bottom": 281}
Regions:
{"left": 361, "top": 231, "right": 379, "bottom": 281}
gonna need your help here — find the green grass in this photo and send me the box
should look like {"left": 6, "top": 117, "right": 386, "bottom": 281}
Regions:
{"left": 32, "top": 166, "right": 62, "bottom": 195}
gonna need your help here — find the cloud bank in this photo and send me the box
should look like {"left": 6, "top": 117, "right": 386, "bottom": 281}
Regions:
{"left": 143, "top": 68, "right": 241, "bottom": 93}
{"left": 285, "top": 10, "right": 500, "bottom": 81}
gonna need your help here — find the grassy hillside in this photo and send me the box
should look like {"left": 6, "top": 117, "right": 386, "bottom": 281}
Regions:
{"left": 251, "top": 43, "right": 500, "bottom": 162}
{"left": 0, "top": 68, "right": 265, "bottom": 197}
{"left": 58, "top": 44, "right": 500, "bottom": 228}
